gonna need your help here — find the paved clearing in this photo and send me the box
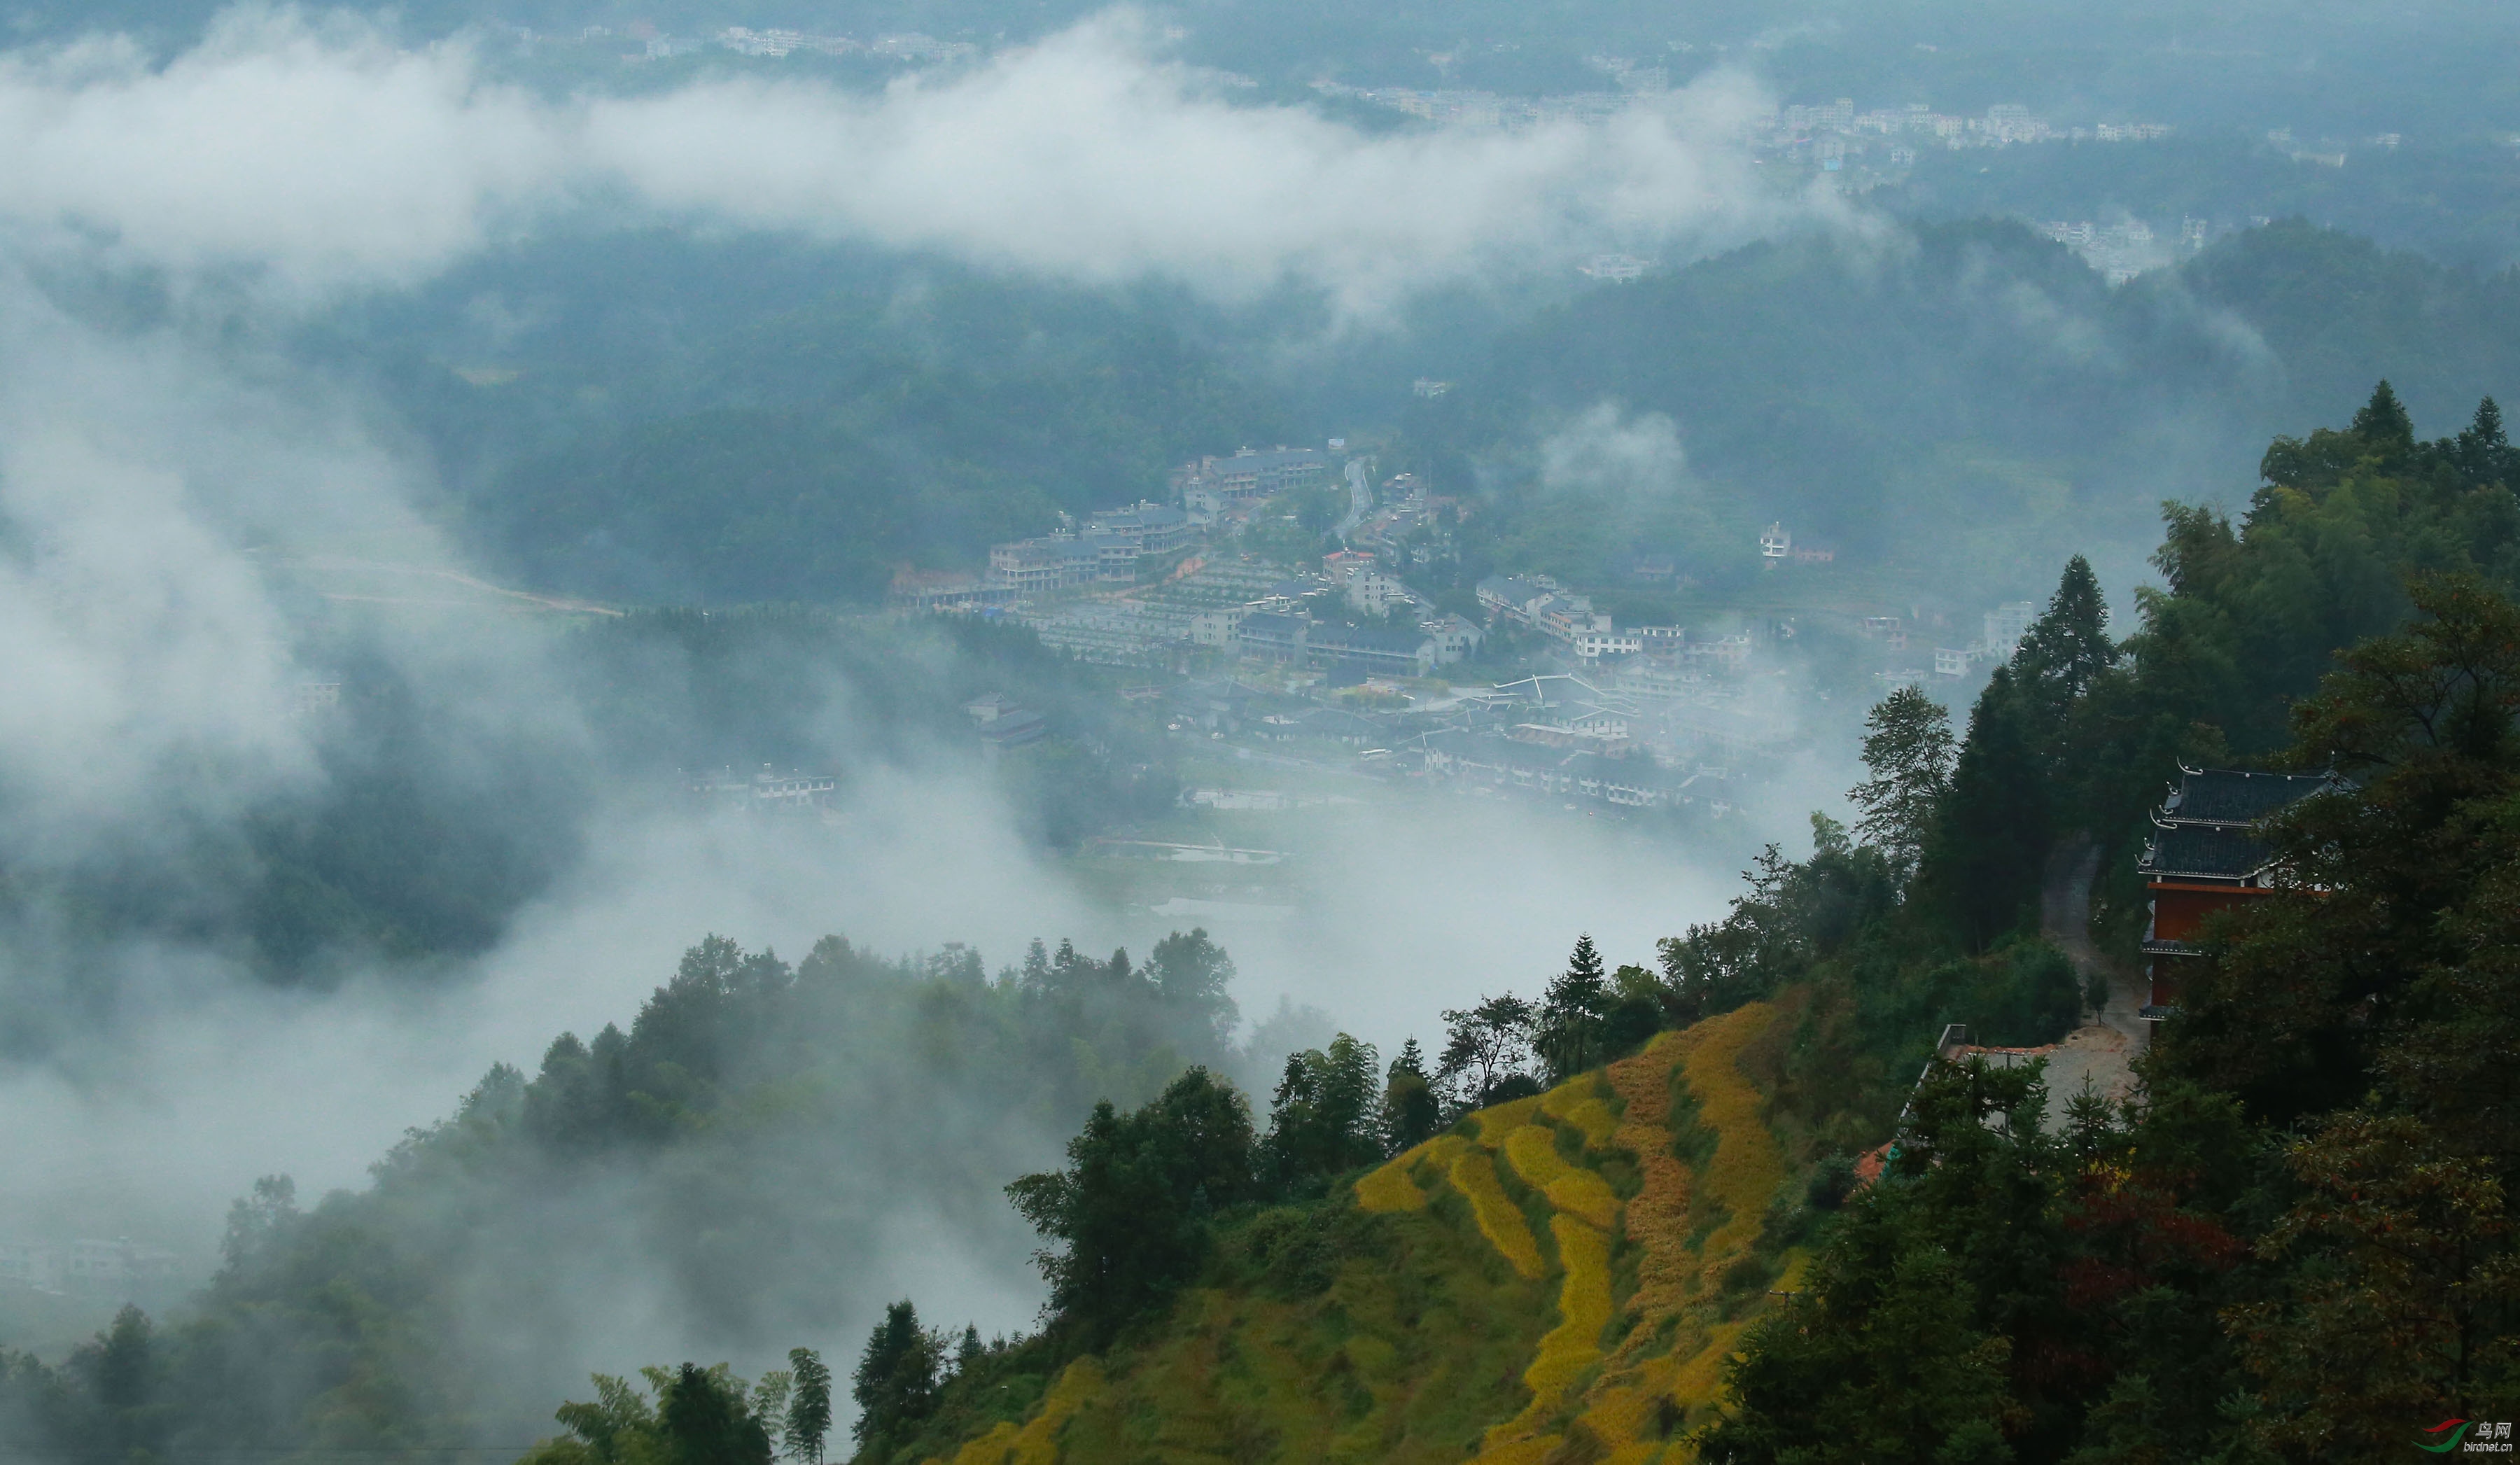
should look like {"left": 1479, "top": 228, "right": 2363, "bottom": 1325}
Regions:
{"left": 2034, "top": 836, "right": 2141, "bottom": 1121}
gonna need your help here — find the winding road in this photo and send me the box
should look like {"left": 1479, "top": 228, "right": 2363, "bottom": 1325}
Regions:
{"left": 1336, "top": 458, "right": 1372, "bottom": 540}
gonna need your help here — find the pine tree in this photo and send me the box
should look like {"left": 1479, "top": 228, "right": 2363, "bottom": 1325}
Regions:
{"left": 2454, "top": 396, "right": 2516, "bottom": 484}
{"left": 2012, "top": 555, "right": 2118, "bottom": 724}
{"left": 1536, "top": 935, "right": 1611, "bottom": 1082}
{"left": 850, "top": 1302, "right": 939, "bottom": 1455}
{"left": 1919, "top": 667, "right": 2050, "bottom": 949}
{"left": 1848, "top": 685, "right": 1956, "bottom": 880}
{"left": 2351, "top": 378, "right": 2415, "bottom": 453}
{"left": 1380, "top": 1039, "right": 1443, "bottom": 1154}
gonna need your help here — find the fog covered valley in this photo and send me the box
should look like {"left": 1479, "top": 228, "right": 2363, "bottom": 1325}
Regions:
{"left": 0, "top": 1, "right": 2516, "bottom": 1459}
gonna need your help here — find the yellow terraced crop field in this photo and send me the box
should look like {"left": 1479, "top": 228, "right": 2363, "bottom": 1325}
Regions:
{"left": 1502, "top": 1123, "right": 1622, "bottom": 1230}
{"left": 927, "top": 1002, "right": 1800, "bottom": 1465}
{"left": 1450, "top": 1148, "right": 1548, "bottom": 1280}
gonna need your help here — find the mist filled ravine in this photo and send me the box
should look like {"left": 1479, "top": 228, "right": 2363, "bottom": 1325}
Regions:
{"left": 1, "top": 1, "right": 2519, "bottom": 1461}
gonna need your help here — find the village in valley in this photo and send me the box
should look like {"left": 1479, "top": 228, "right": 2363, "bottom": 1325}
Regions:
{"left": 879, "top": 440, "right": 2045, "bottom": 841}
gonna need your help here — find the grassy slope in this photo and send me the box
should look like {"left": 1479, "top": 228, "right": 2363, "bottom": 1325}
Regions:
{"left": 926, "top": 1003, "right": 1805, "bottom": 1465}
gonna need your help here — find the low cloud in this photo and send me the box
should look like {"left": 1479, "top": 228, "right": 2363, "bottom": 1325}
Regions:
{"left": 0, "top": 8, "right": 1819, "bottom": 311}
{"left": 1539, "top": 402, "right": 1694, "bottom": 504}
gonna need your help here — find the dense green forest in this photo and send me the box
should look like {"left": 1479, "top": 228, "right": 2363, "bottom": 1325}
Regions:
{"left": 0, "top": 927, "right": 1252, "bottom": 1455}
{"left": 441, "top": 385, "right": 2520, "bottom": 1464}
{"left": 361, "top": 214, "right": 2520, "bottom": 613}
{"left": 339, "top": 245, "right": 1296, "bottom": 603}
{"left": 1394, "top": 221, "right": 2520, "bottom": 597}
{"left": 6, "top": 388, "right": 2494, "bottom": 1462}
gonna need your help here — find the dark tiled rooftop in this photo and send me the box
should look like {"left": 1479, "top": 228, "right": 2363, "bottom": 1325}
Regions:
{"left": 2146, "top": 825, "right": 2273, "bottom": 880}
{"left": 2169, "top": 767, "right": 2330, "bottom": 826}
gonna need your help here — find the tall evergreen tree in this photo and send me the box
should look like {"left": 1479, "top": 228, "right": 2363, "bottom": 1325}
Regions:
{"left": 1921, "top": 666, "right": 2050, "bottom": 949}
{"left": 1847, "top": 686, "right": 1956, "bottom": 880}
{"left": 1380, "top": 1039, "right": 1443, "bottom": 1154}
{"left": 850, "top": 1303, "right": 939, "bottom": 1457}
{"left": 2012, "top": 555, "right": 2118, "bottom": 726}
{"left": 2452, "top": 396, "right": 2516, "bottom": 484}
{"left": 2351, "top": 377, "right": 2415, "bottom": 451}
{"left": 1536, "top": 935, "right": 1611, "bottom": 1081}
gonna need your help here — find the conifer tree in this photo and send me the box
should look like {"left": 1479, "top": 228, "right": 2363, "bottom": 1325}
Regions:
{"left": 1380, "top": 1039, "right": 1443, "bottom": 1154}
{"left": 1920, "top": 666, "right": 2050, "bottom": 948}
{"left": 2012, "top": 555, "right": 2118, "bottom": 726}
{"left": 850, "top": 1302, "right": 939, "bottom": 1456}
{"left": 1536, "top": 935, "right": 1611, "bottom": 1082}
{"left": 1848, "top": 686, "right": 1956, "bottom": 880}
{"left": 2453, "top": 396, "right": 2516, "bottom": 484}
{"left": 2351, "top": 378, "right": 2415, "bottom": 450}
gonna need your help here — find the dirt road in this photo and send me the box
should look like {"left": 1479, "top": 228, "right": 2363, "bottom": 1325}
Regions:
{"left": 2042, "top": 834, "right": 2148, "bottom": 1059}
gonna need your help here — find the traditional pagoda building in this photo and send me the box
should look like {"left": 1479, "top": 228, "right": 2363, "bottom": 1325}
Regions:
{"left": 2137, "top": 766, "right": 2335, "bottom": 1018}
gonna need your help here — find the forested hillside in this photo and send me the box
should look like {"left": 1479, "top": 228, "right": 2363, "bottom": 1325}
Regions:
{"left": 1404, "top": 220, "right": 2520, "bottom": 596}
{"left": 7, "top": 391, "right": 2518, "bottom": 1461}
{"left": 344, "top": 218, "right": 2520, "bottom": 608}
{"left": 0, "top": 928, "right": 1251, "bottom": 1454}
{"left": 504, "top": 386, "right": 2520, "bottom": 1464}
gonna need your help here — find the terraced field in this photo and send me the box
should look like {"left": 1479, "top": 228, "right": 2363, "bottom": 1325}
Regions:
{"left": 922, "top": 1002, "right": 1805, "bottom": 1465}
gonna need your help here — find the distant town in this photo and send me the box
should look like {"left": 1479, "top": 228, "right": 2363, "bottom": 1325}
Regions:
{"left": 872, "top": 442, "right": 2040, "bottom": 823}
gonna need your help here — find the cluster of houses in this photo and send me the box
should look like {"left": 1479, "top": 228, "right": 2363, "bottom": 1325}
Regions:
{"left": 1931, "top": 601, "right": 2039, "bottom": 678}
{"left": 1473, "top": 573, "right": 1752, "bottom": 673}
{"left": 682, "top": 765, "right": 840, "bottom": 813}
{"left": 888, "top": 445, "right": 1336, "bottom": 615}
{"left": 1175, "top": 447, "right": 1329, "bottom": 524}
{"left": 0, "top": 1238, "right": 180, "bottom": 1299}
{"left": 984, "top": 500, "right": 1202, "bottom": 595}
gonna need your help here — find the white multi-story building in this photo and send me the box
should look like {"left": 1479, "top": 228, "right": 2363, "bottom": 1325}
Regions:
{"left": 1574, "top": 630, "right": 1645, "bottom": 659}
{"left": 1759, "top": 523, "right": 1792, "bottom": 560}
{"left": 1984, "top": 601, "right": 2038, "bottom": 656}
{"left": 1175, "top": 447, "right": 1328, "bottom": 509}
{"left": 1346, "top": 568, "right": 1414, "bottom": 615}
{"left": 988, "top": 536, "right": 1100, "bottom": 594}
{"left": 1420, "top": 612, "right": 1484, "bottom": 664}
